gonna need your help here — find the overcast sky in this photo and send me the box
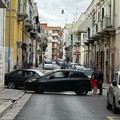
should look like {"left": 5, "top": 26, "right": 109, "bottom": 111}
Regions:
{"left": 34, "top": 0, "right": 92, "bottom": 28}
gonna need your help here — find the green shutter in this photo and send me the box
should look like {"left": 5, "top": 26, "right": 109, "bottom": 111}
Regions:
{"left": 71, "top": 34, "right": 73, "bottom": 45}
{"left": 78, "top": 33, "right": 81, "bottom": 41}
{"left": 30, "top": 9, "right": 32, "bottom": 20}
{"left": 18, "top": 0, "right": 21, "bottom": 12}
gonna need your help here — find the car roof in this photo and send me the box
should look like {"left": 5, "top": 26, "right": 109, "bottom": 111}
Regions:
{"left": 53, "top": 69, "right": 84, "bottom": 73}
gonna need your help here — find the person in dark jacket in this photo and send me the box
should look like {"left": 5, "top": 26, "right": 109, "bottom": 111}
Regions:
{"left": 98, "top": 68, "right": 104, "bottom": 95}
{"left": 91, "top": 66, "right": 98, "bottom": 95}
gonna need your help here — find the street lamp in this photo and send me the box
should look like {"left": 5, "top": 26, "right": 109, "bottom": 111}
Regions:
{"left": 61, "top": 9, "right": 78, "bottom": 24}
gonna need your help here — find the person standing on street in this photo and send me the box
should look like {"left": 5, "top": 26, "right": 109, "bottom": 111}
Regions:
{"left": 98, "top": 68, "right": 104, "bottom": 95}
{"left": 91, "top": 66, "right": 98, "bottom": 95}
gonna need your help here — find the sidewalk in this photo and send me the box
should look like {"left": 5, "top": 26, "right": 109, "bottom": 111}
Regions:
{"left": 0, "top": 88, "right": 25, "bottom": 117}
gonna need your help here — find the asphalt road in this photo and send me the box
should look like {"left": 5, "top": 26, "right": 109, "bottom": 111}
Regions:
{"left": 1, "top": 65, "right": 120, "bottom": 120}
{"left": 12, "top": 92, "right": 120, "bottom": 120}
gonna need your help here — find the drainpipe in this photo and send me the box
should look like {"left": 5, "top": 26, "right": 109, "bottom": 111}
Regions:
{"left": 113, "top": 0, "right": 115, "bottom": 27}
{"left": 108, "top": 36, "right": 111, "bottom": 83}
{"left": 8, "top": 0, "right": 11, "bottom": 72}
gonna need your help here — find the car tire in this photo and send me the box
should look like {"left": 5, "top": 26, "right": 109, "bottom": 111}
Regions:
{"left": 76, "top": 86, "right": 88, "bottom": 95}
{"left": 35, "top": 84, "right": 45, "bottom": 94}
{"left": 112, "top": 97, "right": 118, "bottom": 114}
{"left": 106, "top": 96, "right": 112, "bottom": 109}
{"left": 7, "top": 81, "right": 16, "bottom": 89}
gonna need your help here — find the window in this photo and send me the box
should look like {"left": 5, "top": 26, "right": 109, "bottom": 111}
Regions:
{"left": 12, "top": 70, "right": 24, "bottom": 76}
{"left": 53, "top": 72, "right": 64, "bottom": 78}
{"left": 70, "top": 72, "right": 87, "bottom": 78}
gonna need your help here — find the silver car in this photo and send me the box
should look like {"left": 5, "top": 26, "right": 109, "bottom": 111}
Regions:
{"left": 106, "top": 71, "right": 120, "bottom": 113}
{"left": 43, "top": 59, "right": 53, "bottom": 70}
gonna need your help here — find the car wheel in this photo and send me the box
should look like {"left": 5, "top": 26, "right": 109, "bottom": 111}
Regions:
{"left": 7, "top": 81, "right": 16, "bottom": 89}
{"left": 106, "top": 95, "right": 112, "bottom": 109}
{"left": 76, "top": 86, "right": 88, "bottom": 95}
{"left": 35, "top": 84, "right": 45, "bottom": 94}
{"left": 112, "top": 98, "right": 118, "bottom": 114}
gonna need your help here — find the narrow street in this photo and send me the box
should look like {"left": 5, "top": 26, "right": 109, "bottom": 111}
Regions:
{"left": 1, "top": 91, "right": 120, "bottom": 120}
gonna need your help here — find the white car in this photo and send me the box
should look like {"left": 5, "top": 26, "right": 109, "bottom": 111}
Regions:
{"left": 70, "top": 63, "right": 81, "bottom": 70}
{"left": 106, "top": 71, "right": 120, "bottom": 113}
{"left": 43, "top": 59, "right": 53, "bottom": 70}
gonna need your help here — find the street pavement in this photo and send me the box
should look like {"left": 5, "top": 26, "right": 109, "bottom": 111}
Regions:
{"left": 0, "top": 64, "right": 110, "bottom": 118}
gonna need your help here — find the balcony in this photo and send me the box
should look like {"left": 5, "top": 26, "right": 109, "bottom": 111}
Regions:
{"left": 52, "top": 39, "right": 58, "bottom": 42}
{"left": 30, "top": 30, "right": 37, "bottom": 39}
{"left": 52, "top": 52, "right": 57, "bottom": 55}
{"left": 24, "top": 20, "right": 33, "bottom": 30}
{"left": 52, "top": 32, "right": 58, "bottom": 36}
{"left": 100, "top": 16, "right": 115, "bottom": 36}
{"left": 17, "top": 12, "right": 28, "bottom": 21}
{"left": 0, "top": 0, "right": 9, "bottom": 8}
{"left": 52, "top": 46, "right": 57, "bottom": 49}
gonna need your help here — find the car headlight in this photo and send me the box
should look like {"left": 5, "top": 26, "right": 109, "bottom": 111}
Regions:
{"left": 27, "top": 78, "right": 37, "bottom": 82}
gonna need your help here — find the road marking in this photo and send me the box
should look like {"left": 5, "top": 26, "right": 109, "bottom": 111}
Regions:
{"left": 107, "top": 116, "right": 114, "bottom": 120}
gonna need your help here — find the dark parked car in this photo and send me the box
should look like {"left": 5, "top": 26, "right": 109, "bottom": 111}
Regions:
{"left": 5, "top": 69, "right": 44, "bottom": 89}
{"left": 25, "top": 69, "right": 92, "bottom": 95}
{"left": 82, "top": 68, "right": 93, "bottom": 78}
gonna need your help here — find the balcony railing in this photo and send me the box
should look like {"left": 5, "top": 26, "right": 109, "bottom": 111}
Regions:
{"left": 52, "top": 32, "right": 58, "bottom": 36}
{"left": 52, "top": 39, "right": 58, "bottom": 42}
{"left": 17, "top": 12, "right": 28, "bottom": 21}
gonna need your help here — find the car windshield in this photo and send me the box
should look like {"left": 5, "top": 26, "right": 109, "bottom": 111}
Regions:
{"left": 43, "top": 71, "right": 53, "bottom": 76}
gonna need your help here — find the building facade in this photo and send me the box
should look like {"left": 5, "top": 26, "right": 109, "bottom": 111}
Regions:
{"left": 41, "top": 23, "right": 62, "bottom": 61}
{"left": 0, "top": 0, "right": 9, "bottom": 89}
{"left": 64, "top": 0, "right": 120, "bottom": 83}
{"left": 5, "top": 0, "right": 40, "bottom": 71}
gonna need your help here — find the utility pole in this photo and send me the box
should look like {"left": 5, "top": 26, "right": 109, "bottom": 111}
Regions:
{"left": 8, "top": 0, "right": 11, "bottom": 72}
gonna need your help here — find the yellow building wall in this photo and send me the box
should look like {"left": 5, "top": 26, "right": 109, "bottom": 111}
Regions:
{"left": 5, "top": 0, "right": 24, "bottom": 69}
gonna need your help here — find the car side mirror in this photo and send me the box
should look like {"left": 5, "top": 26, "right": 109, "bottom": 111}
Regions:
{"left": 112, "top": 80, "right": 117, "bottom": 86}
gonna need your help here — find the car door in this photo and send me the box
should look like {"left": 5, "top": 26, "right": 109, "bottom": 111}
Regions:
{"left": 7, "top": 70, "right": 27, "bottom": 87}
{"left": 44, "top": 71, "right": 69, "bottom": 91}
{"left": 67, "top": 71, "right": 88, "bottom": 90}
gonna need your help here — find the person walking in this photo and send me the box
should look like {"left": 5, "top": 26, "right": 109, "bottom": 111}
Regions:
{"left": 91, "top": 66, "right": 98, "bottom": 95}
{"left": 97, "top": 68, "right": 104, "bottom": 95}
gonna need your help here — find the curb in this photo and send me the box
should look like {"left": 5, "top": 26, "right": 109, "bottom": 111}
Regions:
{"left": 0, "top": 101, "right": 13, "bottom": 117}
{"left": 0, "top": 91, "right": 25, "bottom": 117}
{"left": 11, "top": 91, "right": 25, "bottom": 101}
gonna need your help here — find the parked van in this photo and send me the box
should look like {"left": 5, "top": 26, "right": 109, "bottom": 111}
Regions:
{"left": 106, "top": 71, "right": 120, "bottom": 113}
